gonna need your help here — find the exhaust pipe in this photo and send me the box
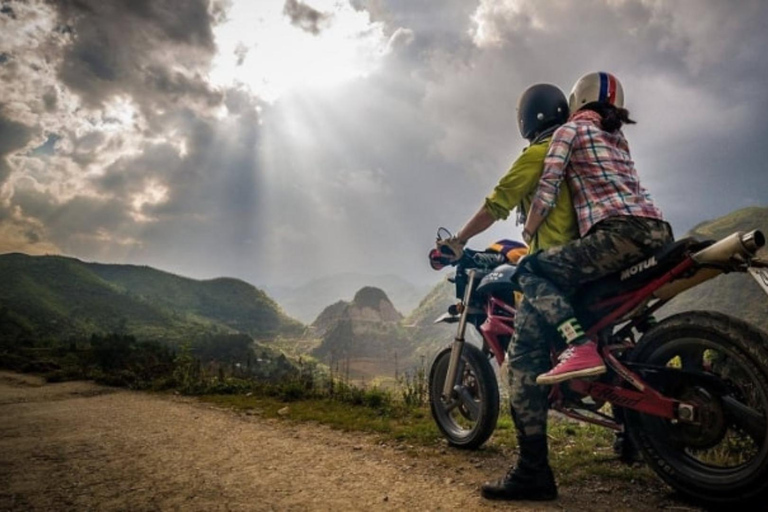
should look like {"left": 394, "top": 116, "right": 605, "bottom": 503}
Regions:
{"left": 742, "top": 230, "right": 766, "bottom": 252}
{"left": 692, "top": 230, "right": 765, "bottom": 266}
{"left": 655, "top": 230, "right": 764, "bottom": 301}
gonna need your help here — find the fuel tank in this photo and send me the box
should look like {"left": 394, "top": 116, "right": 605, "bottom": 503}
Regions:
{"left": 475, "top": 263, "right": 519, "bottom": 296}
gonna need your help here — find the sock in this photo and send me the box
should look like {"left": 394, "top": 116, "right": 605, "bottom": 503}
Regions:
{"left": 557, "top": 317, "right": 588, "bottom": 346}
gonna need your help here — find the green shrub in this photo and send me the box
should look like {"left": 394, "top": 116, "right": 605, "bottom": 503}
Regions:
{"left": 280, "top": 381, "right": 309, "bottom": 402}
{"left": 22, "top": 359, "right": 61, "bottom": 374}
{"left": 397, "top": 360, "right": 427, "bottom": 408}
{"left": 2, "top": 330, "right": 402, "bottom": 416}
{"left": 0, "top": 352, "right": 32, "bottom": 372}
{"left": 362, "top": 387, "right": 391, "bottom": 410}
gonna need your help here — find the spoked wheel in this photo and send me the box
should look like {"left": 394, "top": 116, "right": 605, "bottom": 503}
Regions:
{"left": 429, "top": 343, "right": 499, "bottom": 450}
{"left": 626, "top": 312, "right": 768, "bottom": 505}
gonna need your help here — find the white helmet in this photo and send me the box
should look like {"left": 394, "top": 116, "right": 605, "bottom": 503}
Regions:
{"left": 568, "top": 72, "right": 625, "bottom": 113}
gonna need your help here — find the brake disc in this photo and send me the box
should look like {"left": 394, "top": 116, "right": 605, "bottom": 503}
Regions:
{"left": 671, "top": 387, "right": 727, "bottom": 450}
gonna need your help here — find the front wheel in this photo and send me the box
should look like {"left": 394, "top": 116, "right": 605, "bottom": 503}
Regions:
{"left": 626, "top": 311, "right": 768, "bottom": 505}
{"left": 429, "top": 342, "right": 499, "bottom": 449}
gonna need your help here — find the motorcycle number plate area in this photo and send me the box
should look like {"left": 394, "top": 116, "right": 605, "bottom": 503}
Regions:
{"left": 748, "top": 267, "right": 768, "bottom": 297}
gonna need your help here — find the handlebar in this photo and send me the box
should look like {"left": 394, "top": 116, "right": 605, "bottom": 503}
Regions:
{"left": 430, "top": 227, "right": 516, "bottom": 272}
{"left": 466, "top": 250, "right": 508, "bottom": 269}
{"left": 439, "top": 247, "right": 508, "bottom": 271}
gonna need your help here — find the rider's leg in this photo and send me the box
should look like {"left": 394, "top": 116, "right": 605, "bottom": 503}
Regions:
{"left": 507, "top": 299, "right": 557, "bottom": 437}
{"left": 517, "top": 217, "right": 673, "bottom": 384}
{"left": 516, "top": 262, "right": 607, "bottom": 383}
{"left": 482, "top": 299, "right": 559, "bottom": 501}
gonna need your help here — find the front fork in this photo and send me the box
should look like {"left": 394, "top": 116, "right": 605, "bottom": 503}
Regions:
{"left": 442, "top": 270, "right": 477, "bottom": 400}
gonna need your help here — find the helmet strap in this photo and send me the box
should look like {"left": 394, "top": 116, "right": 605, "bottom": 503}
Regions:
{"left": 531, "top": 124, "right": 558, "bottom": 144}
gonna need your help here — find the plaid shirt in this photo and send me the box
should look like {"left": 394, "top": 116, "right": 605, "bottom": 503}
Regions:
{"left": 530, "top": 110, "right": 664, "bottom": 237}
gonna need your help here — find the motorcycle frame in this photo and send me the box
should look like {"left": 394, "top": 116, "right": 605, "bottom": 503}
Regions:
{"left": 480, "top": 296, "right": 516, "bottom": 366}
{"left": 551, "top": 257, "right": 698, "bottom": 427}
{"left": 466, "top": 255, "right": 702, "bottom": 429}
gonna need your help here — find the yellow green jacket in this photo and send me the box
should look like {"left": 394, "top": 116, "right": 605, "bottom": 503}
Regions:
{"left": 484, "top": 137, "right": 578, "bottom": 252}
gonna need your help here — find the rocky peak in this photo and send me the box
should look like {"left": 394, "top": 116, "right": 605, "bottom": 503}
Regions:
{"left": 311, "top": 287, "right": 402, "bottom": 332}
{"left": 352, "top": 287, "right": 389, "bottom": 308}
{"left": 350, "top": 286, "right": 402, "bottom": 323}
{"left": 309, "top": 287, "right": 406, "bottom": 358}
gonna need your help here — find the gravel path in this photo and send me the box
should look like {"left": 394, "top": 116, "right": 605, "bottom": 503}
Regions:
{"left": 0, "top": 371, "right": 692, "bottom": 511}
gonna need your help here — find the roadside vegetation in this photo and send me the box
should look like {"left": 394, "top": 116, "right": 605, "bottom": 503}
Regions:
{"left": 0, "top": 332, "right": 293, "bottom": 390}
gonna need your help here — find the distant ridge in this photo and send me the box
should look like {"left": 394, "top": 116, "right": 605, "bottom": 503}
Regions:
{"left": 401, "top": 279, "right": 456, "bottom": 360}
{"left": 265, "top": 273, "right": 431, "bottom": 323}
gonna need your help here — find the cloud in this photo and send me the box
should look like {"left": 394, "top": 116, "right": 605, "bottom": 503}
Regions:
{"left": 386, "top": 27, "right": 414, "bottom": 52}
{"left": 0, "top": 1, "right": 266, "bottom": 279}
{"left": 53, "top": 0, "right": 222, "bottom": 113}
{"left": 283, "top": 0, "right": 330, "bottom": 36}
{"left": 5, "top": 96, "right": 266, "bottom": 278}
{"left": 1, "top": 4, "right": 16, "bottom": 20}
{"left": 234, "top": 42, "right": 249, "bottom": 66}
{"left": 0, "top": 114, "right": 34, "bottom": 186}
{"left": 0, "top": 220, "right": 58, "bottom": 256}
{"left": 469, "top": 0, "right": 768, "bottom": 96}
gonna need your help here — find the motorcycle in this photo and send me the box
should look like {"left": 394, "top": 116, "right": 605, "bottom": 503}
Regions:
{"left": 427, "top": 227, "right": 768, "bottom": 504}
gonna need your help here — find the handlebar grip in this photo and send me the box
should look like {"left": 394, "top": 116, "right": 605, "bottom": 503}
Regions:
{"left": 472, "top": 252, "right": 507, "bottom": 267}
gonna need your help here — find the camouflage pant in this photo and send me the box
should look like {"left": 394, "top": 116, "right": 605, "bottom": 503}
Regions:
{"left": 507, "top": 216, "right": 673, "bottom": 437}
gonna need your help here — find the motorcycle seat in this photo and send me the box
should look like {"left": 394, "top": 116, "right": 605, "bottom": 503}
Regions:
{"left": 575, "top": 237, "right": 714, "bottom": 312}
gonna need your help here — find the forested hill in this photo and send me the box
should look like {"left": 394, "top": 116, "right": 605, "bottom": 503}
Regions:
{"left": 0, "top": 253, "right": 303, "bottom": 343}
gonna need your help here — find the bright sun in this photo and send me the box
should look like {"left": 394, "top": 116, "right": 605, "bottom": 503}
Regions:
{"left": 211, "top": 1, "right": 388, "bottom": 102}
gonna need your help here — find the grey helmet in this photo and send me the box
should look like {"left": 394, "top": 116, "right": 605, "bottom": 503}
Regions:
{"left": 516, "top": 83, "right": 569, "bottom": 141}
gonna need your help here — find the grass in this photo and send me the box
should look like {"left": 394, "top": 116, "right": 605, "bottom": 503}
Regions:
{"left": 200, "top": 394, "right": 443, "bottom": 445}
{"left": 200, "top": 392, "right": 658, "bottom": 488}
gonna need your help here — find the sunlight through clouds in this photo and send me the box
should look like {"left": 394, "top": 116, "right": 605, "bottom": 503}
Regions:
{"left": 471, "top": 0, "right": 540, "bottom": 48}
{"left": 211, "top": 0, "right": 389, "bottom": 102}
{"left": 1, "top": 0, "right": 767, "bottom": 289}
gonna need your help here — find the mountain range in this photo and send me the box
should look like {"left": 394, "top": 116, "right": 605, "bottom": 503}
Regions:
{"left": 0, "top": 253, "right": 303, "bottom": 343}
{"left": 2, "top": 205, "right": 766, "bottom": 380}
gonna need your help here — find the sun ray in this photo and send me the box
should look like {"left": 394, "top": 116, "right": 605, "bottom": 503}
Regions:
{"left": 210, "top": 1, "right": 388, "bottom": 102}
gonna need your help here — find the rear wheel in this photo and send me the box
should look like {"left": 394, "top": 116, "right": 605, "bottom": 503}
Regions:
{"left": 626, "top": 311, "right": 768, "bottom": 505}
{"left": 429, "top": 343, "right": 499, "bottom": 449}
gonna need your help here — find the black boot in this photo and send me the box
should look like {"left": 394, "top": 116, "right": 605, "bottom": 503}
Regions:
{"left": 481, "top": 435, "right": 557, "bottom": 501}
{"left": 613, "top": 431, "right": 641, "bottom": 464}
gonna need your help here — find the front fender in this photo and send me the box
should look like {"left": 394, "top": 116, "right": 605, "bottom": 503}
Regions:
{"left": 434, "top": 312, "right": 460, "bottom": 324}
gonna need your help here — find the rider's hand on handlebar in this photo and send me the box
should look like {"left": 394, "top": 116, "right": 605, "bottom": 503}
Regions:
{"left": 436, "top": 236, "right": 465, "bottom": 263}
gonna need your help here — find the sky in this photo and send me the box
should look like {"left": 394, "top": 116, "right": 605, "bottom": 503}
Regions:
{"left": 1, "top": 0, "right": 767, "bottom": 289}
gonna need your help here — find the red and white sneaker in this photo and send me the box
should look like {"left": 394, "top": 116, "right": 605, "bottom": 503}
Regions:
{"left": 536, "top": 340, "right": 606, "bottom": 385}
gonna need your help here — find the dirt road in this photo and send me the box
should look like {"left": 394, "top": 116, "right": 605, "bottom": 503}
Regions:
{"left": 0, "top": 372, "right": 692, "bottom": 511}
